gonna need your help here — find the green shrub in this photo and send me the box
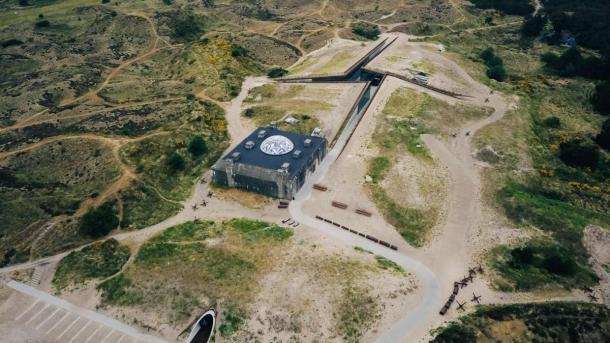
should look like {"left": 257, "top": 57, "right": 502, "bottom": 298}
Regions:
{"left": 267, "top": 67, "right": 288, "bottom": 78}
{"left": 509, "top": 246, "right": 534, "bottom": 268}
{"left": 480, "top": 48, "right": 506, "bottom": 81}
{"left": 559, "top": 139, "right": 600, "bottom": 169}
{"left": 170, "top": 13, "right": 206, "bottom": 42}
{"left": 187, "top": 135, "right": 208, "bottom": 157}
{"left": 351, "top": 22, "right": 381, "bottom": 40}
{"left": 521, "top": 14, "right": 547, "bottom": 37}
{"left": 542, "top": 248, "right": 577, "bottom": 276}
{"left": 167, "top": 151, "right": 186, "bottom": 171}
{"left": 596, "top": 119, "right": 610, "bottom": 151}
{"left": 80, "top": 201, "right": 119, "bottom": 238}
{"left": 244, "top": 108, "right": 255, "bottom": 117}
{"left": 471, "top": 0, "right": 534, "bottom": 16}
{"left": 592, "top": 81, "right": 610, "bottom": 116}
{"left": 542, "top": 116, "right": 561, "bottom": 128}
{"left": 486, "top": 64, "right": 507, "bottom": 81}
{"left": 231, "top": 46, "right": 248, "bottom": 57}
{"left": 34, "top": 20, "right": 50, "bottom": 28}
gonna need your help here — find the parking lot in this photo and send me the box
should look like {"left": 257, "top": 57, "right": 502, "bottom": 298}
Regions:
{"left": 1, "top": 280, "right": 166, "bottom": 343}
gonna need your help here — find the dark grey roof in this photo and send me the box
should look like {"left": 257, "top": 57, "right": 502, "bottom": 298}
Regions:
{"left": 218, "top": 127, "right": 326, "bottom": 177}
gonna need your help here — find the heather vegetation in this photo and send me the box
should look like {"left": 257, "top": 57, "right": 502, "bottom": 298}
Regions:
{"left": 432, "top": 302, "right": 610, "bottom": 342}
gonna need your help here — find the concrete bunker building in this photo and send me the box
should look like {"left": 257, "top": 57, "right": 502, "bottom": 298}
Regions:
{"left": 211, "top": 127, "right": 327, "bottom": 199}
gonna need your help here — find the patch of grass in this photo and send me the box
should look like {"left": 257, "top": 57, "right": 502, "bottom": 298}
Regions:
{"left": 97, "top": 219, "right": 291, "bottom": 327}
{"left": 375, "top": 255, "right": 405, "bottom": 274}
{"left": 370, "top": 184, "right": 432, "bottom": 247}
{"left": 368, "top": 156, "right": 390, "bottom": 182}
{"left": 53, "top": 239, "right": 130, "bottom": 291}
{"left": 431, "top": 302, "right": 610, "bottom": 343}
{"left": 288, "top": 56, "right": 319, "bottom": 75}
{"left": 219, "top": 305, "right": 246, "bottom": 338}
{"left": 226, "top": 218, "right": 293, "bottom": 242}
{"left": 314, "top": 50, "right": 357, "bottom": 75}
{"left": 151, "top": 221, "right": 222, "bottom": 243}
{"left": 353, "top": 246, "right": 371, "bottom": 254}
{"left": 335, "top": 286, "right": 380, "bottom": 342}
{"left": 366, "top": 156, "right": 432, "bottom": 247}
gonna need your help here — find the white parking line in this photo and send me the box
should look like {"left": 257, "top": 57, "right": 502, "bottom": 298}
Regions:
{"left": 116, "top": 334, "right": 126, "bottom": 343}
{"left": 46, "top": 311, "right": 69, "bottom": 334}
{"left": 25, "top": 303, "right": 49, "bottom": 324}
{"left": 57, "top": 315, "right": 81, "bottom": 339}
{"left": 15, "top": 300, "right": 39, "bottom": 321}
{"left": 6, "top": 281, "right": 167, "bottom": 343}
{"left": 68, "top": 320, "right": 91, "bottom": 343}
{"left": 35, "top": 307, "right": 60, "bottom": 329}
{"left": 99, "top": 329, "right": 114, "bottom": 343}
{"left": 83, "top": 324, "right": 101, "bottom": 343}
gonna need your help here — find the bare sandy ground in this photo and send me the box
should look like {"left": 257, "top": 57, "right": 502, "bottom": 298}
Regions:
{"left": 288, "top": 37, "right": 380, "bottom": 77}
{"left": 366, "top": 34, "right": 481, "bottom": 96}
{"left": 232, "top": 228, "right": 419, "bottom": 343}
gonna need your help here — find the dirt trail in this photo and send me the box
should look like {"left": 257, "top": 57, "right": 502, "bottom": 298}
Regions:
{"left": 224, "top": 76, "right": 268, "bottom": 148}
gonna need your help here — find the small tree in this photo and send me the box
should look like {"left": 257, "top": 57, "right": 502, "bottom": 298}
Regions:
{"left": 244, "top": 108, "right": 255, "bottom": 117}
{"left": 542, "top": 250, "right": 576, "bottom": 276}
{"left": 487, "top": 64, "right": 507, "bottom": 82}
{"left": 351, "top": 22, "right": 381, "bottom": 40}
{"left": 267, "top": 67, "right": 288, "bottom": 78}
{"left": 187, "top": 135, "right": 208, "bottom": 156}
{"left": 510, "top": 246, "right": 535, "bottom": 268}
{"left": 480, "top": 48, "right": 496, "bottom": 64}
{"left": 592, "top": 81, "right": 610, "bottom": 116}
{"left": 521, "top": 14, "right": 547, "bottom": 37}
{"left": 80, "top": 202, "right": 119, "bottom": 238}
{"left": 595, "top": 119, "right": 610, "bottom": 151}
{"left": 559, "top": 139, "right": 600, "bottom": 169}
{"left": 231, "top": 46, "right": 248, "bottom": 57}
{"left": 542, "top": 116, "right": 561, "bottom": 128}
{"left": 167, "top": 152, "right": 186, "bottom": 171}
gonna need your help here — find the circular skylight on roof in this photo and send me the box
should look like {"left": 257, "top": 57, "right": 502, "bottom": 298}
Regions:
{"left": 260, "top": 135, "right": 294, "bottom": 155}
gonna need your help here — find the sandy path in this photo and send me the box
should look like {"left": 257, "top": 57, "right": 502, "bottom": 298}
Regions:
{"left": 225, "top": 76, "right": 268, "bottom": 149}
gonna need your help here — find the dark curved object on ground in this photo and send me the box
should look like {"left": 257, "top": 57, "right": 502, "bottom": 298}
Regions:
{"left": 187, "top": 309, "right": 215, "bottom": 343}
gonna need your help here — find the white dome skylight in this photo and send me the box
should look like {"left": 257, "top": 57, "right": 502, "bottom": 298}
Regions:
{"left": 260, "top": 135, "right": 294, "bottom": 155}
